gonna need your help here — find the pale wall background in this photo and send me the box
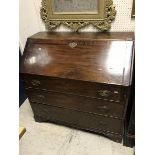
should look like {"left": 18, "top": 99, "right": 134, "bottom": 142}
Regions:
{"left": 19, "top": 0, "right": 135, "bottom": 53}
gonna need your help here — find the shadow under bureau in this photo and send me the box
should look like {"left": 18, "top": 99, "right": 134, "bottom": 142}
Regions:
{"left": 20, "top": 32, "right": 134, "bottom": 143}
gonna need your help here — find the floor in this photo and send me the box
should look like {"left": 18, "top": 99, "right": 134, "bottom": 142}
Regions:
{"left": 19, "top": 99, "right": 134, "bottom": 155}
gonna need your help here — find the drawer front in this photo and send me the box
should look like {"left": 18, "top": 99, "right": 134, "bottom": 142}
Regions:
{"left": 27, "top": 89, "right": 124, "bottom": 118}
{"left": 30, "top": 102, "right": 123, "bottom": 134}
{"left": 22, "top": 74, "right": 122, "bottom": 102}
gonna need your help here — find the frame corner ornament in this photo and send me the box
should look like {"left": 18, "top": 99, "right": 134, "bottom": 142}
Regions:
{"left": 40, "top": 0, "right": 116, "bottom": 32}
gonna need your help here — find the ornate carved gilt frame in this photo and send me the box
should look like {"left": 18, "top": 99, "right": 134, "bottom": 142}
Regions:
{"left": 40, "top": 0, "right": 116, "bottom": 31}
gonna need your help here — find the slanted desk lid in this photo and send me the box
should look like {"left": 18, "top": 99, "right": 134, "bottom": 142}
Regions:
{"left": 20, "top": 32, "right": 134, "bottom": 86}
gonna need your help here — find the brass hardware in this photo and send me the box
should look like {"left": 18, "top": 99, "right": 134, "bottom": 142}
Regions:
{"left": 99, "top": 121, "right": 107, "bottom": 126}
{"left": 40, "top": 0, "right": 116, "bottom": 32}
{"left": 36, "top": 95, "right": 45, "bottom": 102}
{"left": 31, "top": 80, "right": 41, "bottom": 86}
{"left": 98, "top": 106, "right": 109, "bottom": 112}
{"left": 98, "top": 90, "right": 111, "bottom": 97}
{"left": 114, "top": 90, "right": 119, "bottom": 94}
{"left": 69, "top": 42, "right": 77, "bottom": 48}
{"left": 37, "top": 95, "right": 45, "bottom": 99}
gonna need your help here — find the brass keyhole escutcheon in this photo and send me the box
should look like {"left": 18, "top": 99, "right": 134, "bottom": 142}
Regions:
{"left": 98, "top": 90, "right": 111, "bottom": 97}
{"left": 98, "top": 106, "right": 110, "bottom": 112}
{"left": 69, "top": 42, "right": 77, "bottom": 48}
{"left": 31, "top": 80, "right": 41, "bottom": 86}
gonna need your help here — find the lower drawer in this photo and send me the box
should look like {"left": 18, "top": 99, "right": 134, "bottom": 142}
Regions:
{"left": 30, "top": 102, "right": 123, "bottom": 134}
{"left": 27, "top": 89, "right": 124, "bottom": 118}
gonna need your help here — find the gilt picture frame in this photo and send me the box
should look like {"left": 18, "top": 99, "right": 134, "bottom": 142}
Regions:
{"left": 40, "top": 0, "right": 116, "bottom": 31}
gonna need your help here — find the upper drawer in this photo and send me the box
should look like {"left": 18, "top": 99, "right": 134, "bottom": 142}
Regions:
{"left": 22, "top": 74, "right": 123, "bottom": 102}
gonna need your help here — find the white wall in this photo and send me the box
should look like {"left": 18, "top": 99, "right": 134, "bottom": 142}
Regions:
{"left": 19, "top": 0, "right": 135, "bottom": 53}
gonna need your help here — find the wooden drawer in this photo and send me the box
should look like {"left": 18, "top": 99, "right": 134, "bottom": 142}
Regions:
{"left": 22, "top": 74, "right": 122, "bottom": 102}
{"left": 27, "top": 89, "right": 124, "bottom": 118}
{"left": 30, "top": 102, "right": 123, "bottom": 134}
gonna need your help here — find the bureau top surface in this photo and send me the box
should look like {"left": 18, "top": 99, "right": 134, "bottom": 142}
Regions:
{"left": 20, "top": 32, "right": 134, "bottom": 86}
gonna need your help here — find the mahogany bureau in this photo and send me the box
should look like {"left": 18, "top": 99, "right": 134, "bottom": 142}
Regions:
{"left": 20, "top": 32, "right": 134, "bottom": 143}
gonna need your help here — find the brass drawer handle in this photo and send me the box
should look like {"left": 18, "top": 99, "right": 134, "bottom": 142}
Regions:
{"left": 98, "top": 106, "right": 110, "bottom": 112}
{"left": 99, "top": 121, "right": 108, "bottom": 126}
{"left": 31, "top": 80, "right": 41, "bottom": 86}
{"left": 36, "top": 95, "right": 45, "bottom": 102}
{"left": 98, "top": 90, "right": 111, "bottom": 97}
{"left": 69, "top": 42, "right": 77, "bottom": 48}
{"left": 36, "top": 95, "right": 45, "bottom": 99}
